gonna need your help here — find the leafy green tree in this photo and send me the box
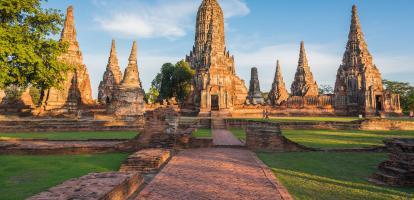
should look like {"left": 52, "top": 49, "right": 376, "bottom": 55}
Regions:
{"left": 383, "top": 80, "right": 414, "bottom": 114}
{"left": 145, "top": 86, "right": 159, "bottom": 104}
{"left": 151, "top": 60, "right": 195, "bottom": 103}
{"left": 319, "top": 84, "right": 334, "bottom": 95}
{"left": 0, "top": 0, "right": 70, "bottom": 90}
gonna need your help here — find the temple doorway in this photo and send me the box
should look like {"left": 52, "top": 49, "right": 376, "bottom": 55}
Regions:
{"left": 211, "top": 95, "right": 219, "bottom": 111}
{"left": 375, "top": 95, "right": 383, "bottom": 114}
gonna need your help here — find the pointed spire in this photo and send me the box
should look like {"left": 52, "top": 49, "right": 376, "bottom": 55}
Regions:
{"left": 107, "top": 39, "right": 122, "bottom": 83}
{"left": 121, "top": 41, "right": 141, "bottom": 87}
{"left": 268, "top": 60, "right": 289, "bottom": 105}
{"left": 129, "top": 40, "right": 138, "bottom": 63}
{"left": 291, "top": 41, "right": 319, "bottom": 96}
{"left": 61, "top": 6, "right": 77, "bottom": 43}
{"left": 298, "top": 41, "right": 309, "bottom": 67}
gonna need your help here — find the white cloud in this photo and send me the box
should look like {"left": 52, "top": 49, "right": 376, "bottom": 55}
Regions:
{"left": 94, "top": 0, "right": 250, "bottom": 39}
{"left": 220, "top": 0, "right": 250, "bottom": 18}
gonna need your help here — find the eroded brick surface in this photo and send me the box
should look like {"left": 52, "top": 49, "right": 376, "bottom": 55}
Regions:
{"left": 138, "top": 148, "right": 287, "bottom": 200}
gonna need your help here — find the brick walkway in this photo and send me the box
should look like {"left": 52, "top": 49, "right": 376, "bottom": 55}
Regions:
{"left": 137, "top": 148, "right": 292, "bottom": 200}
{"left": 212, "top": 129, "right": 243, "bottom": 146}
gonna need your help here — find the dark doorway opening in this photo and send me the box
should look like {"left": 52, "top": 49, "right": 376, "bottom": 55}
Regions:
{"left": 211, "top": 95, "right": 219, "bottom": 111}
{"left": 375, "top": 95, "right": 383, "bottom": 114}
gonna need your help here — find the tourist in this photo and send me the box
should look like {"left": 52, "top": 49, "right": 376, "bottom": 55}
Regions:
{"left": 262, "top": 109, "right": 266, "bottom": 119}
{"left": 265, "top": 109, "right": 270, "bottom": 119}
{"left": 410, "top": 110, "right": 414, "bottom": 119}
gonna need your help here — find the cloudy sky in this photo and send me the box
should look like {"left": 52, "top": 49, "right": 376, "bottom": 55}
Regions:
{"left": 44, "top": 0, "right": 414, "bottom": 98}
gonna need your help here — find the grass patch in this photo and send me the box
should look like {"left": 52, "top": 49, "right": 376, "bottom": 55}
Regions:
{"left": 0, "top": 153, "right": 129, "bottom": 200}
{"left": 257, "top": 152, "right": 414, "bottom": 200}
{"left": 234, "top": 117, "right": 359, "bottom": 122}
{"left": 229, "top": 128, "right": 246, "bottom": 140}
{"left": 193, "top": 129, "right": 212, "bottom": 138}
{"left": 282, "top": 129, "right": 414, "bottom": 149}
{"left": 0, "top": 131, "right": 139, "bottom": 140}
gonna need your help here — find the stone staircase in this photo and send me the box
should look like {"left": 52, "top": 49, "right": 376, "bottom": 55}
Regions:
{"left": 211, "top": 118, "right": 226, "bottom": 130}
{"left": 119, "top": 149, "right": 171, "bottom": 174}
{"left": 369, "top": 139, "right": 414, "bottom": 186}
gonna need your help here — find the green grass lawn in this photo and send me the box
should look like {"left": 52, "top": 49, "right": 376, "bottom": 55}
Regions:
{"left": 283, "top": 129, "right": 414, "bottom": 149}
{"left": 234, "top": 117, "right": 359, "bottom": 123}
{"left": 229, "top": 128, "right": 246, "bottom": 140}
{"left": 192, "top": 129, "right": 212, "bottom": 138}
{"left": 0, "top": 153, "right": 129, "bottom": 200}
{"left": 257, "top": 152, "right": 414, "bottom": 200}
{"left": 0, "top": 131, "right": 139, "bottom": 140}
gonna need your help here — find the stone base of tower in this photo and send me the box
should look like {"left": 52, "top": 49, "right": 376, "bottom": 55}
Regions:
{"left": 108, "top": 85, "right": 145, "bottom": 119}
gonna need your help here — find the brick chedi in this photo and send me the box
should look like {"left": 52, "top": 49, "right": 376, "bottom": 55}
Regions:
{"left": 291, "top": 41, "right": 319, "bottom": 97}
{"left": 247, "top": 67, "right": 264, "bottom": 105}
{"left": 98, "top": 40, "right": 123, "bottom": 104}
{"left": 334, "top": 5, "right": 401, "bottom": 116}
{"left": 186, "top": 0, "right": 248, "bottom": 114}
{"left": 268, "top": 60, "right": 289, "bottom": 105}
{"left": 41, "top": 6, "right": 93, "bottom": 113}
{"left": 108, "top": 41, "right": 145, "bottom": 118}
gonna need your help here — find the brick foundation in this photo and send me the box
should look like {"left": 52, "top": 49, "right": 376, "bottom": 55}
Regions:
{"left": 28, "top": 172, "right": 143, "bottom": 200}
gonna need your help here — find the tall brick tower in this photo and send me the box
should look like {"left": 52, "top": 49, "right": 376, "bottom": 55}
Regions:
{"left": 186, "top": 0, "right": 248, "bottom": 115}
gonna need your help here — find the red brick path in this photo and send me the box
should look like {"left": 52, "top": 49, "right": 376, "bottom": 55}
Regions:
{"left": 212, "top": 129, "right": 243, "bottom": 146}
{"left": 137, "top": 148, "right": 292, "bottom": 200}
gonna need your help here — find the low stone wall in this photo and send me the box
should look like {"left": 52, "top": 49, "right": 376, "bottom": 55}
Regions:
{"left": 360, "top": 119, "right": 414, "bottom": 131}
{"left": 0, "top": 118, "right": 144, "bottom": 133}
{"left": 119, "top": 148, "right": 171, "bottom": 174}
{"left": 226, "top": 118, "right": 414, "bottom": 131}
{"left": 0, "top": 140, "right": 128, "bottom": 155}
{"left": 230, "top": 107, "right": 336, "bottom": 118}
{"left": 189, "top": 137, "right": 214, "bottom": 148}
{"left": 370, "top": 139, "right": 414, "bottom": 186}
{"left": 179, "top": 117, "right": 211, "bottom": 129}
{"left": 226, "top": 119, "right": 359, "bottom": 130}
{"left": 245, "top": 122, "right": 310, "bottom": 152}
{"left": 28, "top": 172, "right": 143, "bottom": 200}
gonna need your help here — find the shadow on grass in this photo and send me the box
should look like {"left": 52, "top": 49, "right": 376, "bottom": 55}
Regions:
{"left": 257, "top": 152, "right": 414, "bottom": 200}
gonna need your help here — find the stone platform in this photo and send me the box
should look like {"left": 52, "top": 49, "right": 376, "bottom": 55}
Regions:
{"left": 28, "top": 172, "right": 143, "bottom": 200}
{"left": 120, "top": 148, "right": 171, "bottom": 174}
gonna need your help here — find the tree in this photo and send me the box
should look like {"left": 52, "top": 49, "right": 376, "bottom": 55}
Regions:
{"left": 151, "top": 60, "right": 195, "bottom": 103}
{"left": 319, "top": 84, "right": 334, "bottom": 95}
{"left": 383, "top": 80, "right": 414, "bottom": 114}
{"left": 145, "top": 86, "right": 159, "bottom": 104}
{"left": 0, "top": 0, "right": 70, "bottom": 90}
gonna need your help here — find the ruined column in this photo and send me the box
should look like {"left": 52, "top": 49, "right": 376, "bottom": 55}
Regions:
{"left": 98, "top": 39, "right": 123, "bottom": 104}
{"left": 108, "top": 41, "right": 145, "bottom": 118}
{"left": 247, "top": 67, "right": 264, "bottom": 104}
{"left": 41, "top": 6, "right": 93, "bottom": 113}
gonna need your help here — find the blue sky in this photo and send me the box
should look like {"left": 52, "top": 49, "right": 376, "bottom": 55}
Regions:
{"left": 44, "top": 0, "right": 414, "bottom": 98}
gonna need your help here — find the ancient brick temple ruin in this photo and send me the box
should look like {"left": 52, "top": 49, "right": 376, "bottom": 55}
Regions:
{"left": 1, "top": 3, "right": 403, "bottom": 118}
{"left": 290, "top": 41, "right": 319, "bottom": 97}
{"left": 185, "top": 0, "right": 248, "bottom": 115}
{"left": 247, "top": 67, "right": 265, "bottom": 105}
{"left": 333, "top": 5, "right": 401, "bottom": 116}
{"left": 40, "top": 6, "right": 93, "bottom": 114}
{"left": 268, "top": 60, "right": 289, "bottom": 106}
{"left": 98, "top": 40, "right": 123, "bottom": 105}
{"left": 108, "top": 41, "right": 145, "bottom": 118}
